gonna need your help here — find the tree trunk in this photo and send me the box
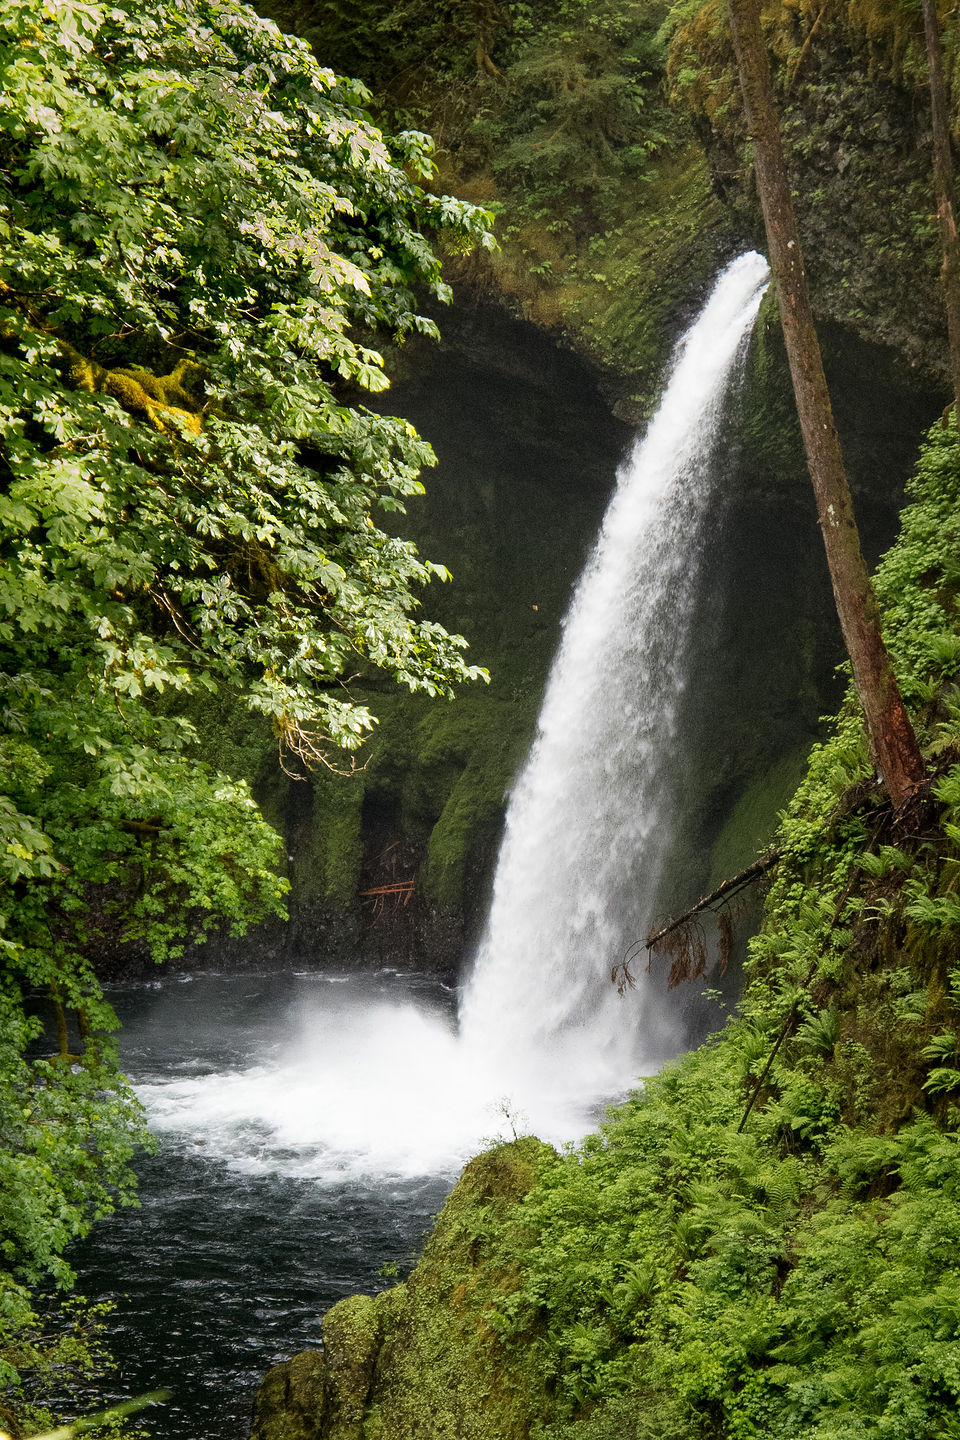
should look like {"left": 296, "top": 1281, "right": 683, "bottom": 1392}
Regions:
{"left": 726, "top": 0, "right": 926, "bottom": 808}
{"left": 921, "top": 0, "right": 960, "bottom": 433}
{"left": 53, "top": 993, "right": 70, "bottom": 1058}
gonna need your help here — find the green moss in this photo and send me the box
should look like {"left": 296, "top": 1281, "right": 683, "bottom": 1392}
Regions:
{"left": 297, "top": 772, "right": 365, "bottom": 910}
{"left": 357, "top": 1138, "right": 556, "bottom": 1440}
{"left": 469, "top": 142, "right": 727, "bottom": 410}
{"left": 320, "top": 1295, "right": 383, "bottom": 1440}
{"left": 416, "top": 700, "right": 525, "bottom": 910}
{"left": 251, "top": 1350, "right": 329, "bottom": 1440}
{"left": 334, "top": 688, "right": 528, "bottom": 919}
{"left": 738, "top": 288, "right": 806, "bottom": 483}
{"left": 708, "top": 744, "right": 810, "bottom": 888}
{"left": 667, "top": 0, "right": 950, "bottom": 379}
{"left": 550, "top": 146, "right": 727, "bottom": 405}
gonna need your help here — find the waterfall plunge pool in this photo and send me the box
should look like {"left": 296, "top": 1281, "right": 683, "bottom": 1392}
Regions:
{"left": 66, "top": 967, "right": 629, "bottom": 1440}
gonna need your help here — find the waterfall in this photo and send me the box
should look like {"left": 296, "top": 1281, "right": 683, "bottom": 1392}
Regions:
{"left": 133, "top": 253, "right": 771, "bottom": 1180}
{"left": 458, "top": 251, "right": 770, "bottom": 1116}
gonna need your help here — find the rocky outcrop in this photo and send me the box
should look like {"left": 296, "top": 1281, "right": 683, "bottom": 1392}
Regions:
{"left": 250, "top": 1139, "right": 554, "bottom": 1440}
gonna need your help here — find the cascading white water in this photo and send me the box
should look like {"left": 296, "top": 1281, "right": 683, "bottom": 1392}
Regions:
{"left": 134, "top": 252, "right": 769, "bottom": 1178}
{"left": 458, "top": 250, "right": 770, "bottom": 1108}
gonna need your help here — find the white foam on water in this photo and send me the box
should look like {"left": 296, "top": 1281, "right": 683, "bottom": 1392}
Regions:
{"left": 136, "top": 988, "right": 599, "bottom": 1181}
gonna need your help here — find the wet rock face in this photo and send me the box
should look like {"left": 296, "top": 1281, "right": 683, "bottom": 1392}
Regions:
{"left": 781, "top": 42, "right": 943, "bottom": 377}
{"left": 680, "top": 16, "right": 946, "bottom": 381}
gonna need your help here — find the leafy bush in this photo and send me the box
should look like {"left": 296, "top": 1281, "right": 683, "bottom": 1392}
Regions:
{"left": 0, "top": 0, "right": 492, "bottom": 1404}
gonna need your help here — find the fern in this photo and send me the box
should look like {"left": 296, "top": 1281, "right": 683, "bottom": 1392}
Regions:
{"left": 922, "top": 1066, "right": 960, "bottom": 1095}
{"left": 904, "top": 887, "right": 960, "bottom": 927}
{"left": 826, "top": 1131, "right": 903, "bottom": 1193}
{"left": 920, "top": 1030, "right": 958, "bottom": 1062}
{"left": 757, "top": 1157, "right": 803, "bottom": 1219}
{"left": 926, "top": 631, "right": 960, "bottom": 673}
{"left": 858, "top": 844, "right": 914, "bottom": 877}
{"left": 796, "top": 1005, "right": 841, "bottom": 1056}
{"left": 891, "top": 989, "right": 928, "bottom": 1024}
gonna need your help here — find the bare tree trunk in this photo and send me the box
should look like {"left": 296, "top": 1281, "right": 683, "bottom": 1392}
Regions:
{"left": 921, "top": 0, "right": 960, "bottom": 432}
{"left": 726, "top": 0, "right": 926, "bottom": 808}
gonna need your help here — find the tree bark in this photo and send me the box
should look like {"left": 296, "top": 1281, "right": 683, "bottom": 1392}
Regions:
{"left": 54, "top": 994, "right": 70, "bottom": 1059}
{"left": 726, "top": 0, "right": 926, "bottom": 808}
{"left": 921, "top": 0, "right": 960, "bottom": 433}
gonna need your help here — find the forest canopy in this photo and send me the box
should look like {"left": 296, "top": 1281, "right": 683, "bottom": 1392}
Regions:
{"left": 0, "top": 0, "right": 492, "bottom": 1383}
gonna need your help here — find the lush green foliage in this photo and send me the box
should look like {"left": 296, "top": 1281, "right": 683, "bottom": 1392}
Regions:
{"left": 265, "top": 0, "right": 681, "bottom": 228}
{"left": 264, "top": 0, "right": 720, "bottom": 396}
{"left": 0, "top": 0, "right": 492, "bottom": 1403}
{"left": 472, "top": 0, "right": 679, "bottom": 237}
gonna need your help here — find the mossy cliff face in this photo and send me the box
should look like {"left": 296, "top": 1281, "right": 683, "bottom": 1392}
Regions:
{"left": 258, "top": 0, "right": 950, "bottom": 396}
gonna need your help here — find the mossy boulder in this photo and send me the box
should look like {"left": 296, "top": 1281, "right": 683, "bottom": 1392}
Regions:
{"left": 352, "top": 1138, "right": 556, "bottom": 1440}
{"left": 251, "top": 1350, "right": 330, "bottom": 1440}
{"left": 251, "top": 1295, "right": 383, "bottom": 1440}
{"left": 322, "top": 1295, "right": 383, "bottom": 1440}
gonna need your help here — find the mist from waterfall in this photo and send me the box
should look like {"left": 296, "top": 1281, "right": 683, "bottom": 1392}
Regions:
{"left": 132, "top": 252, "right": 770, "bottom": 1179}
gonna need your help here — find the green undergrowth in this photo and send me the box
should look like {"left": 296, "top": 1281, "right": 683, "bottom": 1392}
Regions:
{"left": 490, "top": 424, "right": 960, "bottom": 1436}
{"left": 316, "top": 422, "right": 960, "bottom": 1439}
{"left": 261, "top": 0, "right": 728, "bottom": 411}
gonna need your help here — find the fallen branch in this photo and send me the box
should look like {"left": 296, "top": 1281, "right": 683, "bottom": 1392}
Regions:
{"left": 119, "top": 818, "right": 167, "bottom": 835}
{"left": 0, "top": 278, "right": 206, "bottom": 434}
{"left": 612, "top": 852, "right": 780, "bottom": 996}
{"left": 644, "top": 849, "right": 782, "bottom": 952}
{"left": 359, "top": 879, "right": 415, "bottom": 918}
{"left": 786, "top": 2, "right": 826, "bottom": 88}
